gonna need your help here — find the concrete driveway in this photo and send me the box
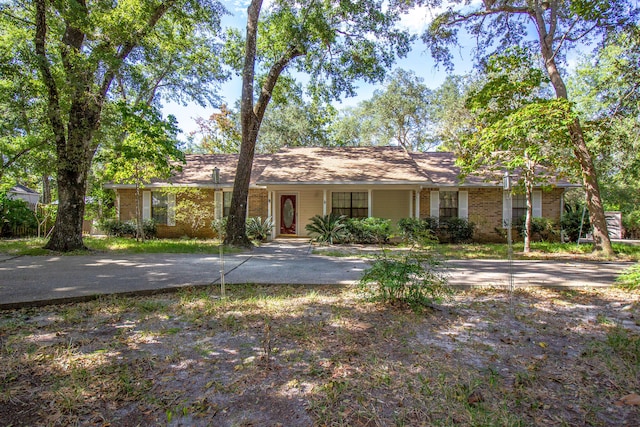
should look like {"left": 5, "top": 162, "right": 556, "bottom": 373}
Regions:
{"left": 0, "top": 239, "right": 634, "bottom": 309}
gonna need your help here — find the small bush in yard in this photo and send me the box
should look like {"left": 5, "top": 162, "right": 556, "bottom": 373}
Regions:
{"left": 438, "top": 217, "right": 475, "bottom": 243}
{"left": 100, "top": 219, "right": 157, "bottom": 238}
{"left": 397, "top": 217, "right": 438, "bottom": 245}
{"left": 211, "top": 217, "right": 228, "bottom": 240}
{"left": 345, "top": 217, "right": 391, "bottom": 244}
{"left": 305, "top": 213, "right": 348, "bottom": 244}
{"left": 246, "top": 216, "right": 274, "bottom": 242}
{"left": 359, "top": 250, "right": 452, "bottom": 311}
{"left": 517, "top": 217, "right": 559, "bottom": 242}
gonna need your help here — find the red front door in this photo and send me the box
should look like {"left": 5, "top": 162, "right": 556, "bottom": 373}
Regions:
{"left": 280, "top": 195, "right": 296, "bottom": 235}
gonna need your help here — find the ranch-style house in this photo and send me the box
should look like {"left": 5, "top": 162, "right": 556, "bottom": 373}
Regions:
{"left": 107, "top": 146, "right": 575, "bottom": 242}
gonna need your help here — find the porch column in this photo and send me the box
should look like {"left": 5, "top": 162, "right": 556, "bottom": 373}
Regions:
{"left": 368, "top": 189, "right": 373, "bottom": 218}
{"left": 415, "top": 189, "right": 421, "bottom": 218}
{"left": 409, "top": 191, "right": 413, "bottom": 218}
{"left": 323, "top": 189, "right": 327, "bottom": 216}
{"left": 269, "top": 191, "right": 276, "bottom": 240}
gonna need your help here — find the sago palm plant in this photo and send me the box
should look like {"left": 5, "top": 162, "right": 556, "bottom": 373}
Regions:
{"left": 305, "top": 213, "right": 348, "bottom": 244}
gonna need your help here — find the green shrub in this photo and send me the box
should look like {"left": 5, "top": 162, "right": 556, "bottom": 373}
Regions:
{"left": 211, "top": 217, "right": 228, "bottom": 240}
{"left": 437, "top": 217, "right": 475, "bottom": 243}
{"left": 623, "top": 210, "right": 640, "bottom": 239}
{"left": 305, "top": 213, "right": 348, "bottom": 244}
{"left": 246, "top": 216, "right": 274, "bottom": 242}
{"left": 397, "top": 217, "right": 437, "bottom": 245}
{"left": 398, "top": 216, "right": 474, "bottom": 244}
{"left": 359, "top": 251, "right": 451, "bottom": 311}
{"left": 517, "top": 217, "right": 559, "bottom": 242}
{"left": 0, "top": 193, "right": 37, "bottom": 237}
{"left": 345, "top": 217, "right": 391, "bottom": 244}
{"left": 100, "top": 219, "right": 157, "bottom": 239}
{"left": 561, "top": 202, "right": 590, "bottom": 242}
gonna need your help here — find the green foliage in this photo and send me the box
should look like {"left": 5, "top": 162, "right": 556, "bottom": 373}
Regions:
{"left": 604, "top": 326, "right": 640, "bottom": 367}
{"left": 561, "top": 202, "right": 590, "bottom": 242}
{"left": 211, "top": 217, "right": 228, "bottom": 240}
{"left": 173, "top": 189, "right": 215, "bottom": 234}
{"left": 616, "top": 263, "right": 640, "bottom": 291}
{"left": 305, "top": 214, "right": 348, "bottom": 244}
{"left": 359, "top": 251, "right": 452, "bottom": 311}
{"left": 344, "top": 217, "right": 392, "bottom": 244}
{"left": 398, "top": 217, "right": 475, "bottom": 244}
{"left": 357, "top": 68, "right": 434, "bottom": 151}
{"left": 0, "top": 193, "right": 37, "bottom": 237}
{"left": 100, "top": 219, "right": 157, "bottom": 239}
{"left": 517, "top": 218, "right": 559, "bottom": 242}
{"left": 397, "top": 217, "right": 438, "bottom": 246}
{"left": 246, "top": 217, "right": 274, "bottom": 242}
{"left": 623, "top": 210, "right": 640, "bottom": 240}
{"left": 438, "top": 217, "right": 476, "bottom": 244}
{"left": 101, "top": 102, "right": 184, "bottom": 186}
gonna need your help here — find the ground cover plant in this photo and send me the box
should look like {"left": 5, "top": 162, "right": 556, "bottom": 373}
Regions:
{"left": 1, "top": 285, "right": 639, "bottom": 426}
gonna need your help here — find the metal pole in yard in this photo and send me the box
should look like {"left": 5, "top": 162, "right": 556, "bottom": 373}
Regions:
{"left": 504, "top": 172, "right": 515, "bottom": 314}
{"left": 213, "top": 167, "right": 225, "bottom": 298}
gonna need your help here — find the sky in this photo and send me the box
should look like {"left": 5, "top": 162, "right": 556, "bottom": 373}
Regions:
{"left": 162, "top": 2, "right": 474, "bottom": 139}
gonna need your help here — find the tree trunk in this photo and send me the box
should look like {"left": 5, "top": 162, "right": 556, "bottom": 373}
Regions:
{"left": 44, "top": 159, "right": 89, "bottom": 251}
{"left": 42, "top": 175, "right": 51, "bottom": 204}
{"left": 224, "top": 0, "right": 302, "bottom": 247}
{"left": 524, "top": 179, "right": 533, "bottom": 253}
{"left": 568, "top": 119, "right": 613, "bottom": 254}
{"left": 224, "top": 0, "right": 263, "bottom": 247}
{"left": 538, "top": 24, "right": 613, "bottom": 255}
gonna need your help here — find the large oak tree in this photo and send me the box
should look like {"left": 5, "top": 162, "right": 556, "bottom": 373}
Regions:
{"left": 28, "top": 0, "right": 225, "bottom": 251}
{"left": 225, "top": 0, "right": 415, "bottom": 246}
{"left": 424, "top": 0, "right": 639, "bottom": 255}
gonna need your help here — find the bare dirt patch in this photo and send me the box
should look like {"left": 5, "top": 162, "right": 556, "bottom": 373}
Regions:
{"left": 1, "top": 285, "right": 639, "bottom": 426}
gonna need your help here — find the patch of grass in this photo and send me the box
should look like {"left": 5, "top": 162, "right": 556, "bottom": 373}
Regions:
{"left": 0, "top": 238, "right": 50, "bottom": 255}
{"left": 616, "top": 263, "right": 640, "bottom": 290}
{"left": 0, "top": 237, "right": 243, "bottom": 256}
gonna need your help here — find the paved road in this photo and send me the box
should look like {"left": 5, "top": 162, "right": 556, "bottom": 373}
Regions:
{"left": 0, "top": 239, "right": 634, "bottom": 309}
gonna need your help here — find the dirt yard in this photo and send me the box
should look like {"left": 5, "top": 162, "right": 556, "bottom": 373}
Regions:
{"left": 1, "top": 284, "right": 639, "bottom": 426}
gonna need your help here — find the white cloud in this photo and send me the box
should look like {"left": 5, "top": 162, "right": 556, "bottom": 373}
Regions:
{"left": 399, "top": 5, "right": 435, "bottom": 34}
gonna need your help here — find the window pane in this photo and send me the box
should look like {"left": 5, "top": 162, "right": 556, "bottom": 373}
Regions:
{"left": 331, "top": 192, "right": 368, "bottom": 218}
{"left": 352, "top": 192, "right": 367, "bottom": 208}
{"left": 152, "top": 192, "right": 168, "bottom": 224}
{"left": 223, "top": 192, "right": 232, "bottom": 217}
{"left": 512, "top": 194, "right": 526, "bottom": 226}
{"left": 439, "top": 191, "right": 458, "bottom": 219}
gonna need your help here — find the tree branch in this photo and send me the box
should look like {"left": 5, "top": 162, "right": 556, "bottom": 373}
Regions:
{"left": 254, "top": 45, "right": 304, "bottom": 123}
{"left": 99, "top": 0, "right": 176, "bottom": 100}
{"left": 34, "top": 0, "right": 66, "bottom": 153}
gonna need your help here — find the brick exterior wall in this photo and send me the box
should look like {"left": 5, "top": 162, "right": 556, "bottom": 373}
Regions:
{"left": 117, "top": 189, "right": 138, "bottom": 221}
{"left": 115, "top": 187, "right": 564, "bottom": 241}
{"left": 116, "top": 187, "right": 270, "bottom": 239}
{"left": 248, "top": 189, "right": 269, "bottom": 219}
{"left": 417, "top": 187, "right": 565, "bottom": 243}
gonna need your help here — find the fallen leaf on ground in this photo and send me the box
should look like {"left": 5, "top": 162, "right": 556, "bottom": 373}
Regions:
{"left": 617, "top": 393, "right": 640, "bottom": 406}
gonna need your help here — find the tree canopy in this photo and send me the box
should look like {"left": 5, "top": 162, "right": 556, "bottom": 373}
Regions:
{"left": 422, "top": 0, "right": 640, "bottom": 254}
{"left": 0, "top": 0, "right": 228, "bottom": 251}
{"left": 224, "top": 0, "right": 415, "bottom": 246}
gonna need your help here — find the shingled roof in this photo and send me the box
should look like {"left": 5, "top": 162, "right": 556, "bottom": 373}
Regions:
{"left": 108, "top": 147, "right": 577, "bottom": 188}
{"left": 256, "top": 146, "right": 428, "bottom": 185}
{"left": 146, "top": 154, "right": 272, "bottom": 187}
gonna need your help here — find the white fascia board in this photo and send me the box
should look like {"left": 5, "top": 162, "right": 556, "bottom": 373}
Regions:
{"left": 105, "top": 183, "right": 265, "bottom": 190}
{"left": 256, "top": 180, "right": 423, "bottom": 186}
